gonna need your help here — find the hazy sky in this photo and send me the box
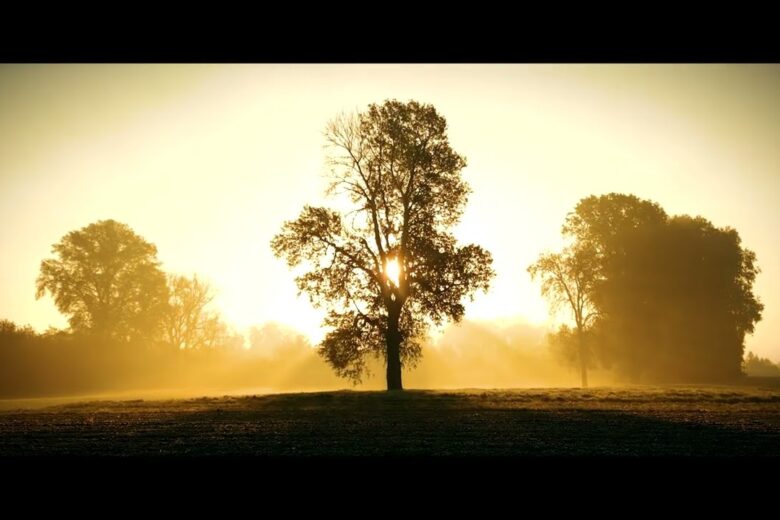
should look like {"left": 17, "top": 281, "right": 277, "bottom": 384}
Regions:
{"left": 1, "top": 64, "right": 778, "bottom": 360}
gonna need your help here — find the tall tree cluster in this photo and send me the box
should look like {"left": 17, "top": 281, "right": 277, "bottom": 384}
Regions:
{"left": 530, "top": 193, "right": 763, "bottom": 384}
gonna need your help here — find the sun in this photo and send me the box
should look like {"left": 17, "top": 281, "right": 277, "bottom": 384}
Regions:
{"left": 385, "top": 258, "right": 400, "bottom": 287}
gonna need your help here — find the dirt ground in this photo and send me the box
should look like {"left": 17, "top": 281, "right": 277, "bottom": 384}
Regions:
{"left": 1, "top": 386, "right": 779, "bottom": 456}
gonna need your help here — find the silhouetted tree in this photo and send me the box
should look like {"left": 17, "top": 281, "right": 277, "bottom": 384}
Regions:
{"left": 163, "top": 274, "right": 227, "bottom": 350}
{"left": 743, "top": 351, "right": 780, "bottom": 377}
{"left": 529, "top": 245, "right": 599, "bottom": 387}
{"left": 562, "top": 194, "right": 669, "bottom": 381}
{"left": 272, "top": 100, "right": 494, "bottom": 390}
{"left": 546, "top": 324, "right": 600, "bottom": 377}
{"left": 0, "top": 319, "right": 36, "bottom": 339}
{"left": 599, "top": 215, "right": 763, "bottom": 381}
{"left": 36, "top": 219, "right": 168, "bottom": 342}
{"left": 562, "top": 193, "right": 668, "bottom": 253}
{"left": 545, "top": 193, "right": 763, "bottom": 382}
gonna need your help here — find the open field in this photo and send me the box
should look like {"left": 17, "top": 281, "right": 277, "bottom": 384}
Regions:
{"left": 1, "top": 386, "right": 779, "bottom": 456}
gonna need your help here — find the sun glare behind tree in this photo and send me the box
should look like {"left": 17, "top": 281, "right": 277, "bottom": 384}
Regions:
{"left": 385, "top": 258, "right": 401, "bottom": 288}
{"left": 271, "top": 99, "right": 495, "bottom": 390}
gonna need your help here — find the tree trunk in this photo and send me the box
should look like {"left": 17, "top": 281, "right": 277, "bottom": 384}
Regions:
{"left": 386, "top": 307, "right": 403, "bottom": 391}
{"left": 578, "top": 328, "right": 588, "bottom": 389}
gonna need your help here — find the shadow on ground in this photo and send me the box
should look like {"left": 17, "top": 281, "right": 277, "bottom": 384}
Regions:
{"left": 1, "top": 388, "right": 778, "bottom": 456}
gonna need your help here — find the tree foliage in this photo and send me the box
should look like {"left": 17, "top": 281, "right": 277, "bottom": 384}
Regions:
{"left": 272, "top": 100, "right": 494, "bottom": 388}
{"left": 35, "top": 219, "right": 168, "bottom": 342}
{"left": 534, "top": 193, "right": 764, "bottom": 383}
{"left": 596, "top": 213, "right": 763, "bottom": 380}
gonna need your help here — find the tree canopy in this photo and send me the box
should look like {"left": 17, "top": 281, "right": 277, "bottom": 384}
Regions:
{"left": 272, "top": 100, "right": 494, "bottom": 389}
{"left": 532, "top": 193, "right": 764, "bottom": 383}
{"left": 595, "top": 212, "right": 763, "bottom": 381}
{"left": 36, "top": 219, "right": 168, "bottom": 342}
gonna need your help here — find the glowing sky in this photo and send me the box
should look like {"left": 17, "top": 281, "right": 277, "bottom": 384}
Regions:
{"left": 1, "top": 64, "right": 778, "bottom": 360}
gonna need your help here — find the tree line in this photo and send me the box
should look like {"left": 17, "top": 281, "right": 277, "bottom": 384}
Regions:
{"left": 0, "top": 318, "right": 346, "bottom": 398}
{"left": 1, "top": 99, "right": 766, "bottom": 393}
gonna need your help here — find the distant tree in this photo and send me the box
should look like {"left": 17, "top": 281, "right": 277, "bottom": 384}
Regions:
{"left": 653, "top": 216, "right": 761, "bottom": 379}
{"left": 271, "top": 100, "right": 494, "bottom": 390}
{"left": 1, "top": 319, "right": 18, "bottom": 335}
{"left": 197, "top": 316, "right": 239, "bottom": 350}
{"left": 162, "top": 274, "right": 225, "bottom": 350}
{"left": 248, "top": 322, "right": 310, "bottom": 358}
{"left": 529, "top": 245, "right": 599, "bottom": 387}
{"left": 546, "top": 324, "right": 599, "bottom": 375}
{"left": 565, "top": 194, "right": 668, "bottom": 380}
{"left": 543, "top": 193, "right": 763, "bottom": 382}
{"left": 0, "top": 319, "right": 36, "bottom": 339}
{"left": 743, "top": 351, "right": 780, "bottom": 377}
{"left": 35, "top": 219, "right": 168, "bottom": 342}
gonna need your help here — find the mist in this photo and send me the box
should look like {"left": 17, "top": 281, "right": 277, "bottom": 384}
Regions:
{"left": 405, "top": 320, "right": 615, "bottom": 389}
{"left": 0, "top": 318, "right": 611, "bottom": 401}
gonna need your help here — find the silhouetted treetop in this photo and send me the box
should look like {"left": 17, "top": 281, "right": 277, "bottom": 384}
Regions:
{"left": 36, "top": 219, "right": 168, "bottom": 342}
{"left": 563, "top": 193, "right": 668, "bottom": 258}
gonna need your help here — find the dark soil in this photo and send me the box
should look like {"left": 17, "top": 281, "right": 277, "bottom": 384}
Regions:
{"left": 2, "top": 386, "right": 779, "bottom": 456}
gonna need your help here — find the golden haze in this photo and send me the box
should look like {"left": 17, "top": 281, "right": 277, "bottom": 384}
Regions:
{"left": 0, "top": 64, "right": 778, "bottom": 363}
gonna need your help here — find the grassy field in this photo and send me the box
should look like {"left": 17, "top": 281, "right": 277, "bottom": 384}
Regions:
{"left": 1, "top": 385, "right": 779, "bottom": 456}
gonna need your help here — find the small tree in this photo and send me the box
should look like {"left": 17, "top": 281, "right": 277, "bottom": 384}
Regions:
{"left": 272, "top": 100, "right": 494, "bottom": 390}
{"left": 36, "top": 219, "right": 168, "bottom": 342}
{"left": 528, "top": 245, "right": 599, "bottom": 388}
{"left": 163, "top": 274, "right": 227, "bottom": 350}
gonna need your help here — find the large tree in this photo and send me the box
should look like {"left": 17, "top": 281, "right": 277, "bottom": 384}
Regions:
{"left": 557, "top": 193, "right": 669, "bottom": 381}
{"left": 541, "top": 193, "right": 763, "bottom": 382}
{"left": 271, "top": 100, "right": 494, "bottom": 390}
{"left": 595, "top": 214, "right": 763, "bottom": 381}
{"left": 36, "top": 219, "right": 168, "bottom": 342}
